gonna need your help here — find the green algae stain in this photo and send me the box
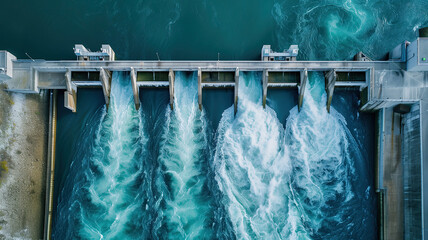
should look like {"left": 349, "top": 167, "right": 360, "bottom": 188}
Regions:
{"left": 0, "top": 161, "right": 8, "bottom": 174}
{"left": 0, "top": 160, "right": 7, "bottom": 186}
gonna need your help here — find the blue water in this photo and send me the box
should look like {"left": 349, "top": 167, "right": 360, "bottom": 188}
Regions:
{"left": 1, "top": 0, "right": 427, "bottom": 60}
{"left": 155, "top": 72, "right": 214, "bottom": 239}
{"left": 54, "top": 72, "right": 154, "bottom": 238}
{"left": 284, "top": 72, "right": 375, "bottom": 239}
{"left": 53, "top": 70, "right": 375, "bottom": 239}
{"left": 213, "top": 72, "right": 309, "bottom": 239}
{"left": 34, "top": 0, "right": 428, "bottom": 238}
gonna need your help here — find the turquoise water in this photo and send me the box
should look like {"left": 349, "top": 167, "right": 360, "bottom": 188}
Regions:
{"left": 213, "top": 72, "right": 309, "bottom": 239}
{"left": 3, "top": 0, "right": 424, "bottom": 239}
{"left": 0, "top": 0, "right": 427, "bottom": 60}
{"left": 53, "top": 71, "right": 375, "bottom": 239}
{"left": 156, "top": 72, "right": 213, "bottom": 238}
{"left": 54, "top": 72, "right": 153, "bottom": 238}
{"left": 285, "top": 72, "right": 374, "bottom": 238}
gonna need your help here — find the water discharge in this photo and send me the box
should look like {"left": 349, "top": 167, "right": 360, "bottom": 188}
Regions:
{"left": 213, "top": 72, "right": 374, "bottom": 239}
{"left": 285, "top": 72, "right": 375, "bottom": 239}
{"left": 213, "top": 72, "right": 308, "bottom": 239}
{"left": 53, "top": 72, "right": 151, "bottom": 239}
{"left": 156, "top": 72, "right": 214, "bottom": 239}
{"left": 53, "top": 71, "right": 374, "bottom": 239}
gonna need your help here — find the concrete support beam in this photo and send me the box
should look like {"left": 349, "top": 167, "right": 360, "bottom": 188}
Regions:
{"left": 354, "top": 51, "right": 372, "bottom": 61}
{"left": 421, "top": 96, "right": 428, "bottom": 239}
{"left": 198, "top": 68, "right": 202, "bottom": 110}
{"left": 325, "top": 69, "right": 336, "bottom": 113}
{"left": 64, "top": 69, "right": 77, "bottom": 112}
{"left": 168, "top": 69, "right": 175, "bottom": 110}
{"left": 130, "top": 67, "right": 140, "bottom": 110}
{"left": 298, "top": 68, "right": 308, "bottom": 111}
{"left": 33, "top": 69, "right": 39, "bottom": 92}
{"left": 401, "top": 103, "right": 423, "bottom": 239}
{"left": 234, "top": 67, "right": 239, "bottom": 115}
{"left": 262, "top": 70, "right": 268, "bottom": 108}
{"left": 0, "top": 51, "right": 16, "bottom": 81}
{"left": 99, "top": 67, "right": 111, "bottom": 109}
{"left": 377, "top": 107, "right": 404, "bottom": 240}
{"left": 43, "top": 90, "right": 57, "bottom": 240}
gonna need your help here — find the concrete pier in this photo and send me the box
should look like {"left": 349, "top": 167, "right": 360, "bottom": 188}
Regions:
{"left": 262, "top": 70, "right": 268, "bottom": 108}
{"left": 198, "top": 68, "right": 202, "bottom": 110}
{"left": 324, "top": 69, "right": 336, "bottom": 113}
{"left": 234, "top": 68, "right": 239, "bottom": 115}
{"left": 130, "top": 68, "right": 140, "bottom": 110}
{"left": 168, "top": 69, "right": 174, "bottom": 110}
{"left": 64, "top": 69, "right": 77, "bottom": 112}
{"left": 298, "top": 69, "right": 307, "bottom": 112}
{"left": 99, "top": 68, "right": 111, "bottom": 109}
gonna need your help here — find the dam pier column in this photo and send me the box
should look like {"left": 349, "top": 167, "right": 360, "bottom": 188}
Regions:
{"left": 130, "top": 67, "right": 140, "bottom": 110}
{"left": 169, "top": 69, "right": 175, "bottom": 110}
{"left": 262, "top": 70, "right": 268, "bottom": 108}
{"left": 99, "top": 67, "right": 112, "bottom": 109}
{"left": 298, "top": 69, "right": 308, "bottom": 112}
{"left": 198, "top": 68, "right": 202, "bottom": 110}
{"left": 64, "top": 69, "right": 77, "bottom": 112}
{"left": 324, "top": 69, "right": 336, "bottom": 113}
{"left": 234, "top": 67, "right": 239, "bottom": 115}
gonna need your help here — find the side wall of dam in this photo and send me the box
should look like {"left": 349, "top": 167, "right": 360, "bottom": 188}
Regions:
{"left": 0, "top": 39, "right": 427, "bottom": 239}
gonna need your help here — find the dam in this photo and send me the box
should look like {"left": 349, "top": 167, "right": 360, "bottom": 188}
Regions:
{"left": 0, "top": 32, "right": 427, "bottom": 239}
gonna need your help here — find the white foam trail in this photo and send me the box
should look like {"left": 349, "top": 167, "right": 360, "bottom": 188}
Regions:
{"left": 157, "top": 72, "right": 213, "bottom": 239}
{"left": 214, "top": 72, "right": 309, "bottom": 239}
{"left": 285, "top": 72, "right": 368, "bottom": 238}
{"left": 54, "top": 72, "right": 149, "bottom": 239}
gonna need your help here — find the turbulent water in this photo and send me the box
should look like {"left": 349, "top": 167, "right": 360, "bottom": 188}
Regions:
{"left": 2, "top": 0, "right": 428, "bottom": 239}
{"left": 44, "top": 1, "right": 419, "bottom": 238}
{"left": 53, "top": 70, "right": 374, "bottom": 239}
{"left": 284, "top": 72, "right": 375, "bottom": 239}
{"left": 156, "top": 72, "right": 214, "bottom": 239}
{"left": 212, "top": 72, "right": 373, "bottom": 239}
{"left": 213, "top": 72, "right": 308, "bottom": 239}
{"left": 53, "top": 72, "right": 152, "bottom": 239}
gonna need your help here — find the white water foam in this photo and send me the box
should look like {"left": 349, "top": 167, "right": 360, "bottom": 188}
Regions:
{"left": 157, "top": 71, "right": 213, "bottom": 239}
{"left": 214, "top": 72, "right": 309, "bottom": 239}
{"left": 54, "top": 72, "right": 149, "bottom": 239}
{"left": 285, "top": 72, "right": 369, "bottom": 238}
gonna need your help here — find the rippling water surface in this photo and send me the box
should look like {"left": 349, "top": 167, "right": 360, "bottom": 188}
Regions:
{"left": 1, "top": 0, "right": 427, "bottom": 60}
